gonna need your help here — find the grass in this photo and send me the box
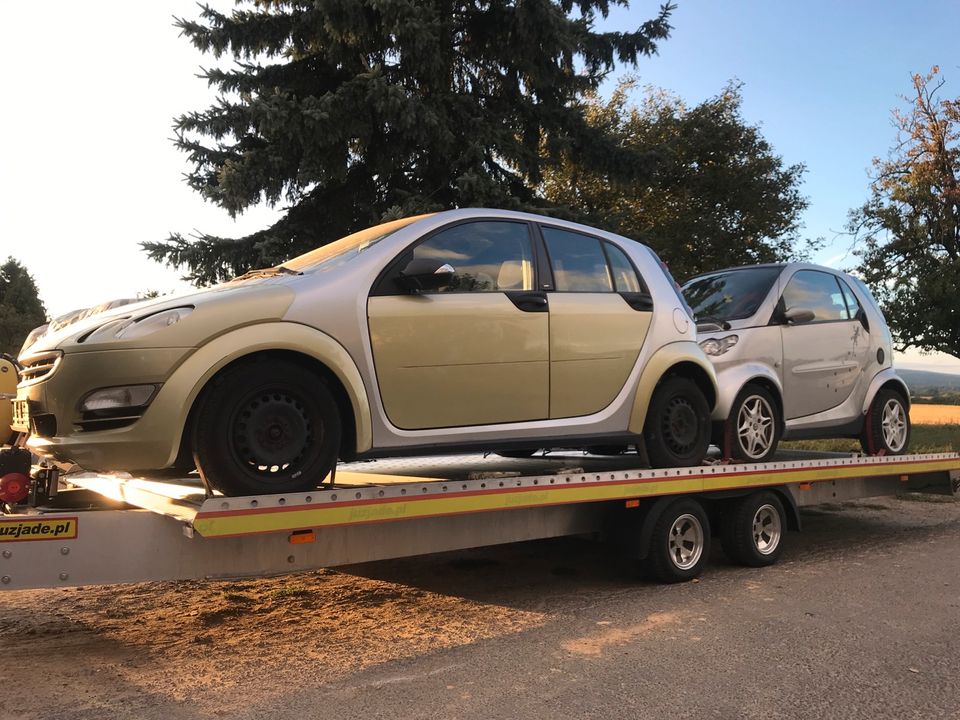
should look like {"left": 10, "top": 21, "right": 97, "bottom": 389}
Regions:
{"left": 781, "top": 423, "right": 960, "bottom": 454}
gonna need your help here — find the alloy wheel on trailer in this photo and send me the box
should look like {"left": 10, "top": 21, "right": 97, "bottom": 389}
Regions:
{"left": 721, "top": 491, "right": 786, "bottom": 567}
{"left": 861, "top": 388, "right": 911, "bottom": 456}
{"left": 645, "top": 498, "right": 711, "bottom": 583}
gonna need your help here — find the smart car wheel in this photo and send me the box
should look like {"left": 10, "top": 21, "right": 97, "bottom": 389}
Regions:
{"left": 860, "top": 388, "right": 910, "bottom": 455}
{"left": 643, "top": 376, "right": 710, "bottom": 468}
{"left": 192, "top": 359, "right": 341, "bottom": 496}
{"left": 729, "top": 384, "right": 781, "bottom": 462}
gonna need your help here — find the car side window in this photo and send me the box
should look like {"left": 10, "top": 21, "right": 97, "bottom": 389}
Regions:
{"left": 838, "top": 278, "right": 861, "bottom": 318}
{"left": 603, "top": 242, "right": 646, "bottom": 293}
{"left": 781, "top": 270, "right": 851, "bottom": 322}
{"left": 541, "top": 227, "right": 613, "bottom": 292}
{"left": 410, "top": 221, "right": 534, "bottom": 293}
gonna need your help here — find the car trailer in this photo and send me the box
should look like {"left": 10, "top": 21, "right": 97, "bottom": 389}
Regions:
{"left": 1, "top": 450, "right": 959, "bottom": 590}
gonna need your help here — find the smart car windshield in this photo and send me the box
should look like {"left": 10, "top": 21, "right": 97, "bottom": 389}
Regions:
{"left": 682, "top": 267, "right": 781, "bottom": 323}
{"left": 281, "top": 214, "right": 434, "bottom": 273}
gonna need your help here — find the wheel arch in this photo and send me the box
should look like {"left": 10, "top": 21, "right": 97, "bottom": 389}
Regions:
{"left": 158, "top": 323, "right": 372, "bottom": 469}
{"left": 861, "top": 369, "right": 911, "bottom": 414}
{"left": 628, "top": 343, "right": 718, "bottom": 435}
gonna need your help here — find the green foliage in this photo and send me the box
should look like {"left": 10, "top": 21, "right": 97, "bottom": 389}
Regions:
{"left": 783, "top": 424, "right": 960, "bottom": 454}
{"left": 541, "top": 80, "right": 809, "bottom": 280}
{"left": 851, "top": 67, "right": 960, "bottom": 356}
{"left": 146, "top": 0, "right": 675, "bottom": 285}
{"left": 0, "top": 257, "right": 47, "bottom": 356}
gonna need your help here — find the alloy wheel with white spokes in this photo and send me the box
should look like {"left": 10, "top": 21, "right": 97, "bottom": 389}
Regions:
{"left": 730, "top": 384, "right": 782, "bottom": 462}
{"left": 881, "top": 398, "right": 908, "bottom": 452}
{"left": 861, "top": 389, "right": 911, "bottom": 456}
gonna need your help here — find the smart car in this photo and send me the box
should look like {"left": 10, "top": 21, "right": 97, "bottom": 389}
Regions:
{"left": 681, "top": 263, "right": 910, "bottom": 461}
{"left": 15, "top": 209, "right": 718, "bottom": 495}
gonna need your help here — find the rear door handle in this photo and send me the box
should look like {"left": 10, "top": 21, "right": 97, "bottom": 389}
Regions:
{"left": 506, "top": 291, "right": 548, "bottom": 312}
{"left": 620, "top": 292, "right": 654, "bottom": 312}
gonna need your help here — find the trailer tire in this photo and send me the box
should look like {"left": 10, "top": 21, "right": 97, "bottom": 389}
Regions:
{"left": 644, "top": 498, "right": 711, "bottom": 583}
{"left": 721, "top": 491, "right": 785, "bottom": 567}
{"left": 643, "top": 376, "right": 711, "bottom": 469}
{"left": 193, "top": 359, "right": 341, "bottom": 496}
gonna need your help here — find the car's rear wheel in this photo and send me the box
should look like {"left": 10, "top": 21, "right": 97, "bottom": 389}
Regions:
{"left": 643, "top": 376, "right": 711, "bottom": 468}
{"left": 729, "top": 384, "right": 781, "bottom": 462}
{"left": 192, "top": 359, "right": 341, "bottom": 496}
{"left": 860, "top": 388, "right": 910, "bottom": 455}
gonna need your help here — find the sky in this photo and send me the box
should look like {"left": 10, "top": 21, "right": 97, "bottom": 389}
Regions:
{"left": 1, "top": 1, "right": 958, "bottom": 370}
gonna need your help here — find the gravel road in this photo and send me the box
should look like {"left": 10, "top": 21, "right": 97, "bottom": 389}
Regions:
{"left": 1, "top": 494, "right": 958, "bottom": 720}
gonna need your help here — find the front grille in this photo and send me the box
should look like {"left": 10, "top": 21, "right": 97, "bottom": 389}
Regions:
{"left": 18, "top": 351, "right": 63, "bottom": 385}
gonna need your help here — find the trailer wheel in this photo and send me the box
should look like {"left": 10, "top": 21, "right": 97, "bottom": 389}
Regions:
{"left": 729, "top": 383, "right": 781, "bottom": 462}
{"left": 860, "top": 388, "right": 910, "bottom": 456}
{"left": 193, "top": 359, "right": 341, "bottom": 496}
{"left": 644, "top": 498, "right": 711, "bottom": 583}
{"left": 643, "top": 376, "right": 710, "bottom": 469}
{"left": 721, "top": 491, "right": 785, "bottom": 567}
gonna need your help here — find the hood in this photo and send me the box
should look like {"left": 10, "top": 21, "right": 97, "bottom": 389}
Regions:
{"left": 20, "top": 277, "right": 297, "bottom": 359}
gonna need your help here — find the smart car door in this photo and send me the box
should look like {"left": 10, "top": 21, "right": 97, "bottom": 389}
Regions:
{"left": 538, "top": 226, "right": 653, "bottom": 419}
{"left": 779, "top": 269, "right": 869, "bottom": 419}
{"left": 367, "top": 220, "right": 549, "bottom": 429}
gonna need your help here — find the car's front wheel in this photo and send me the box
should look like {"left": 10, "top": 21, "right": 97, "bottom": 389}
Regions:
{"left": 729, "top": 383, "right": 781, "bottom": 462}
{"left": 643, "top": 376, "right": 711, "bottom": 468}
{"left": 192, "top": 358, "right": 341, "bottom": 496}
{"left": 860, "top": 388, "right": 910, "bottom": 455}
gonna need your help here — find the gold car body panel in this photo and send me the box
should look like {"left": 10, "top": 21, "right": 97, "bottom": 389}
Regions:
{"left": 548, "top": 294, "right": 651, "bottom": 419}
{"left": 627, "top": 341, "right": 718, "bottom": 434}
{"left": 367, "top": 294, "right": 549, "bottom": 429}
{"left": 1, "top": 356, "right": 17, "bottom": 441}
{"left": 23, "top": 323, "right": 372, "bottom": 470}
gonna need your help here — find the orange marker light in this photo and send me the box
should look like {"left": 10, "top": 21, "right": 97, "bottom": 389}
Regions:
{"left": 625, "top": 499, "right": 640, "bottom": 508}
{"left": 288, "top": 530, "right": 316, "bottom": 545}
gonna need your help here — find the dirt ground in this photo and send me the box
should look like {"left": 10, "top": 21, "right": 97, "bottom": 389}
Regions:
{"left": 1, "top": 494, "right": 959, "bottom": 720}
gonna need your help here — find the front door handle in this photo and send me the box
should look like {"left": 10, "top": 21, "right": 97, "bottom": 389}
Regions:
{"left": 506, "top": 291, "right": 548, "bottom": 312}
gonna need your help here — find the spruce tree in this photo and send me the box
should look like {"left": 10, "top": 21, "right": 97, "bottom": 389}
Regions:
{"left": 0, "top": 258, "right": 47, "bottom": 356}
{"left": 145, "top": 0, "right": 675, "bottom": 284}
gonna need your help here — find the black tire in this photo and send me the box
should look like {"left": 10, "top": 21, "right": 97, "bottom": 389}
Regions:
{"left": 643, "top": 376, "right": 711, "bottom": 468}
{"left": 728, "top": 384, "right": 781, "bottom": 463}
{"left": 644, "top": 498, "right": 711, "bottom": 583}
{"left": 860, "top": 388, "right": 911, "bottom": 456}
{"left": 721, "top": 491, "right": 786, "bottom": 567}
{"left": 192, "top": 359, "right": 341, "bottom": 496}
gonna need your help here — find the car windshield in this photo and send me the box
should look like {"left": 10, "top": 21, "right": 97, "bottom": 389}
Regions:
{"left": 682, "top": 267, "right": 781, "bottom": 323}
{"left": 281, "top": 214, "right": 433, "bottom": 273}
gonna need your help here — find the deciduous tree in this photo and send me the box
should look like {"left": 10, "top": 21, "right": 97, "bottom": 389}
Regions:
{"left": 851, "top": 67, "right": 960, "bottom": 356}
{"left": 0, "top": 258, "right": 47, "bottom": 356}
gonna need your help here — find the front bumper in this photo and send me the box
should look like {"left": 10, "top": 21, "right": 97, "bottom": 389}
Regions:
{"left": 18, "top": 347, "right": 193, "bottom": 470}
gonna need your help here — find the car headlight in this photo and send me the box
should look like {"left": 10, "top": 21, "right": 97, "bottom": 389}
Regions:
{"left": 699, "top": 335, "right": 739, "bottom": 356}
{"left": 84, "top": 307, "right": 193, "bottom": 343}
{"left": 80, "top": 384, "right": 158, "bottom": 412}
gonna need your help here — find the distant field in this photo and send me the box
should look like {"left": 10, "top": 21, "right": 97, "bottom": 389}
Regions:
{"left": 782, "top": 422, "right": 960, "bottom": 454}
{"left": 910, "top": 403, "right": 960, "bottom": 425}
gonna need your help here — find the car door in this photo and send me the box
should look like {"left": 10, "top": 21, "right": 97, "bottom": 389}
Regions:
{"left": 538, "top": 226, "right": 654, "bottom": 419}
{"left": 367, "top": 219, "right": 549, "bottom": 430}
{"left": 779, "top": 269, "right": 871, "bottom": 419}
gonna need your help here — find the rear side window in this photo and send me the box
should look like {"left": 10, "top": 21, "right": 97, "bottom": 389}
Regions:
{"left": 781, "top": 270, "right": 850, "bottom": 322}
{"left": 410, "top": 221, "right": 534, "bottom": 293}
{"left": 604, "top": 243, "right": 645, "bottom": 293}
{"left": 838, "top": 278, "right": 861, "bottom": 318}
{"left": 541, "top": 227, "right": 613, "bottom": 292}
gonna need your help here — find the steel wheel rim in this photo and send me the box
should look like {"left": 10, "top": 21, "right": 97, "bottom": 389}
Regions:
{"left": 231, "top": 389, "right": 318, "bottom": 477}
{"left": 668, "top": 513, "right": 704, "bottom": 570}
{"left": 662, "top": 396, "right": 699, "bottom": 455}
{"left": 737, "top": 394, "right": 775, "bottom": 459}
{"left": 752, "top": 504, "right": 782, "bottom": 555}
{"left": 881, "top": 398, "right": 907, "bottom": 452}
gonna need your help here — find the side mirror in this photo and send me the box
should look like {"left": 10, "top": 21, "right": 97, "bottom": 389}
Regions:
{"left": 783, "top": 307, "right": 815, "bottom": 325}
{"left": 395, "top": 258, "right": 455, "bottom": 293}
